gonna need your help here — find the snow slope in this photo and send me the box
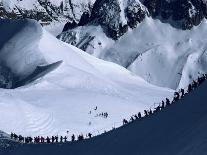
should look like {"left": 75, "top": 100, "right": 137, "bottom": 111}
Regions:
{"left": 0, "top": 19, "right": 173, "bottom": 137}
{"left": 100, "top": 18, "right": 207, "bottom": 90}
{"left": 3, "top": 73, "right": 207, "bottom": 155}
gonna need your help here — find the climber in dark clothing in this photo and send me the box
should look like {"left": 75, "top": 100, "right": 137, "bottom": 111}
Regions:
{"left": 144, "top": 110, "right": 148, "bottom": 116}
{"left": 94, "top": 106, "right": 97, "bottom": 110}
{"left": 192, "top": 80, "right": 197, "bottom": 89}
{"left": 13, "top": 133, "right": 18, "bottom": 140}
{"left": 123, "top": 119, "right": 128, "bottom": 125}
{"left": 130, "top": 116, "right": 134, "bottom": 122}
{"left": 188, "top": 84, "right": 192, "bottom": 93}
{"left": 173, "top": 92, "right": 180, "bottom": 102}
{"left": 166, "top": 98, "right": 170, "bottom": 106}
{"left": 64, "top": 136, "right": 67, "bottom": 142}
{"left": 161, "top": 101, "right": 165, "bottom": 109}
{"left": 138, "top": 112, "right": 142, "bottom": 118}
{"left": 88, "top": 133, "right": 92, "bottom": 138}
{"left": 60, "top": 136, "right": 63, "bottom": 142}
{"left": 40, "top": 137, "right": 45, "bottom": 143}
{"left": 46, "top": 136, "right": 50, "bottom": 143}
{"left": 180, "top": 88, "right": 185, "bottom": 97}
{"left": 71, "top": 134, "right": 75, "bottom": 142}
{"left": 10, "top": 133, "right": 14, "bottom": 139}
{"left": 197, "top": 76, "right": 204, "bottom": 85}
{"left": 149, "top": 109, "right": 153, "bottom": 115}
{"left": 55, "top": 136, "right": 58, "bottom": 143}
{"left": 78, "top": 135, "right": 84, "bottom": 141}
{"left": 52, "top": 136, "right": 55, "bottom": 143}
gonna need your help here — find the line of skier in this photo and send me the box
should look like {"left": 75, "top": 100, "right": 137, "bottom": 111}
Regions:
{"left": 10, "top": 73, "right": 207, "bottom": 145}
{"left": 10, "top": 132, "right": 93, "bottom": 144}
{"left": 123, "top": 74, "right": 207, "bottom": 125}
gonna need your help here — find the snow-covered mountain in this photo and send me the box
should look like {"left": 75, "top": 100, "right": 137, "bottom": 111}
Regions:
{"left": 100, "top": 18, "right": 207, "bottom": 90}
{"left": 58, "top": 17, "right": 207, "bottom": 90}
{"left": 57, "top": 0, "right": 207, "bottom": 89}
{"left": 0, "top": 19, "right": 172, "bottom": 137}
{"left": 0, "top": 0, "right": 207, "bottom": 136}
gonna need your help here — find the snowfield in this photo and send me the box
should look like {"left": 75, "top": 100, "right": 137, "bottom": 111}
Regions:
{"left": 0, "top": 19, "right": 173, "bottom": 137}
{"left": 2, "top": 73, "right": 207, "bottom": 155}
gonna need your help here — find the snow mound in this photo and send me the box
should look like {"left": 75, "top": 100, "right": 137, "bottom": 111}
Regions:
{"left": 0, "top": 19, "right": 173, "bottom": 137}
{"left": 0, "top": 19, "right": 46, "bottom": 84}
{"left": 0, "top": 19, "right": 64, "bottom": 88}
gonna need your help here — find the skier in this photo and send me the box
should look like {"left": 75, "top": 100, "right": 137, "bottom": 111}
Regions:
{"left": 71, "top": 134, "right": 75, "bottom": 142}
{"left": 138, "top": 112, "right": 142, "bottom": 119}
{"left": 173, "top": 92, "right": 180, "bottom": 102}
{"left": 166, "top": 98, "right": 170, "bottom": 106}
{"left": 188, "top": 84, "right": 192, "bottom": 93}
{"left": 46, "top": 136, "right": 50, "bottom": 143}
{"left": 64, "top": 136, "right": 67, "bottom": 142}
{"left": 144, "top": 110, "right": 148, "bottom": 116}
{"left": 130, "top": 116, "right": 134, "bottom": 122}
{"left": 55, "top": 136, "right": 58, "bottom": 143}
{"left": 123, "top": 119, "right": 128, "bottom": 125}
{"left": 88, "top": 133, "right": 92, "bottom": 138}
{"left": 94, "top": 106, "right": 97, "bottom": 111}
{"left": 149, "top": 109, "right": 153, "bottom": 115}
{"left": 10, "top": 132, "right": 14, "bottom": 139}
{"left": 161, "top": 101, "right": 165, "bottom": 109}
{"left": 41, "top": 137, "right": 45, "bottom": 143}
{"left": 52, "top": 136, "right": 55, "bottom": 143}
{"left": 60, "top": 136, "right": 63, "bottom": 142}
{"left": 29, "top": 137, "right": 33, "bottom": 143}
{"left": 192, "top": 80, "right": 197, "bottom": 89}
{"left": 180, "top": 88, "right": 185, "bottom": 97}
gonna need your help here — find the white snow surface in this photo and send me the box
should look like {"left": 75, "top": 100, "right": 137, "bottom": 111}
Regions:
{"left": 100, "top": 18, "right": 207, "bottom": 90}
{"left": 0, "top": 19, "right": 173, "bottom": 137}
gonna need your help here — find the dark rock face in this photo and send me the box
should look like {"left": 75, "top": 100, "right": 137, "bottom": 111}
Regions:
{"left": 125, "top": 1, "right": 148, "bottom": 29}
{"left": 62, "top": 20, "right": 78, "bottom": 32}
{"left": 78, "top": 12, "right": 91, "bottom": 26}
{"left": 61, "top": 0, "right": 207, "bottom": 41}
{"left": 62, "top": 0, "right": 148, "bottom": 40}
{"left": 144, "top": 0, "right": 207, "bottom": 29}
{"left": 91, "top": 0, "right": 124, "bottom": 40}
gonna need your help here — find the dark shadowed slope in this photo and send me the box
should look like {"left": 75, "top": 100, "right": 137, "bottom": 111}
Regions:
{"left": 3, "top": 81, "right": 207, "bottom": 155}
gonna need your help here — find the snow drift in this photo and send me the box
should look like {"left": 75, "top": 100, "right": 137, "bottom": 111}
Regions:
{"left": 0, "top": 19, "right": 173, "bottom": 137}
{"left": 0, "top": 19, "right": 49, "bottom": 88}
